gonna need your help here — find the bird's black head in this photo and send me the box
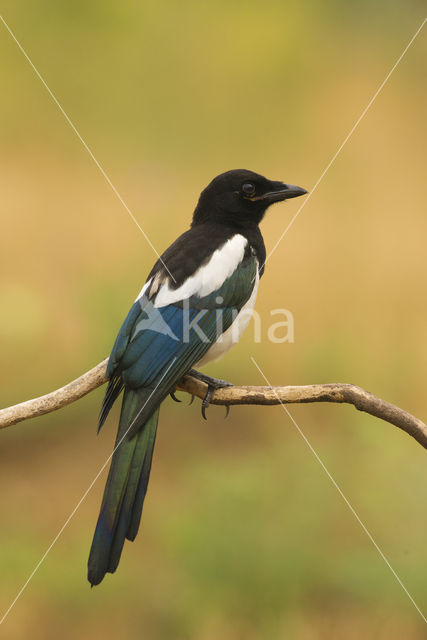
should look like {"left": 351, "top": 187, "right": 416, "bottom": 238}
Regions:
{"left": 192, "top": 169, "right": 307, "bottom": 228}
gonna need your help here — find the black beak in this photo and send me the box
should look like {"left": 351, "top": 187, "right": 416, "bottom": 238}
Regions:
{"left": 261, "top": 181, "right": 308, "bottom": 203}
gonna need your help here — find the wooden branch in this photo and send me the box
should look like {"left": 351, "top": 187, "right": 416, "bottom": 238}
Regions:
{"left": 0, "top": 360, "right": 426, "bottom": 450}
{"left": 0, "top": 359, "right": 109, "bottom": 429}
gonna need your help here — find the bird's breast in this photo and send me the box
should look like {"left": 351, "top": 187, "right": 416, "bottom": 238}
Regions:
{"left": 195, "top": 268, "right": 260, "bottom": 368}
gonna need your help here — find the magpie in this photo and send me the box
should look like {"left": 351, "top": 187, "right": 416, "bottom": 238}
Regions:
{"left": 88, "top": 169, "right": 307, "bottom": 586}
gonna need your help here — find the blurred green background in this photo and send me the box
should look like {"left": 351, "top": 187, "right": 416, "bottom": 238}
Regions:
{"left": 1, "top": 2, "right": 426, "bottom": 638}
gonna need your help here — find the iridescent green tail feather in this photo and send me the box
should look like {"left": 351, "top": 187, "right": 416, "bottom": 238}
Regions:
{"left": 87, "top": 388, "right": 159, "bottom": 586}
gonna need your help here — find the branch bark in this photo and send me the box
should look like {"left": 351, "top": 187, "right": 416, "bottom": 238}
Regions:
{"left": 0, "top": 359, "right": 426, "bottom": 450}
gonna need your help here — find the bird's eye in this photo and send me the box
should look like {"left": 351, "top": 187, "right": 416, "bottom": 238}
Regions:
{"left": 242, "top": 182, "right": 256, "bottom": 196}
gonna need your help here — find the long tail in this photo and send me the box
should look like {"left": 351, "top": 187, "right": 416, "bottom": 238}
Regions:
{"left": 88, "top": 388, "right": 159, "bottom": 586}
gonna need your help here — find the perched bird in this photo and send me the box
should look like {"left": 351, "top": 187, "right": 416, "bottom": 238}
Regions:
{"left": 88, "top": 169, "right": 307, "bottom": 586}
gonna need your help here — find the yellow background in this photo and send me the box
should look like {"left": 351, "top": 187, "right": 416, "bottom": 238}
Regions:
{"left": 0, "top": 2, "right": 426, "bottom": 638}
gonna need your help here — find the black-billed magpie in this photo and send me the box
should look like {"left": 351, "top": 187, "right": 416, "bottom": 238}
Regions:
{"left": 88, "top": 169, "right": 307, "bottom": 585}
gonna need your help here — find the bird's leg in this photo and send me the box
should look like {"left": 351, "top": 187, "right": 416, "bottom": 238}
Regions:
{"left": 188, "top": 369, "right": 232, "bottom": 388}
{"left": 187, "top": 369, "right": 233, "bottom": 420}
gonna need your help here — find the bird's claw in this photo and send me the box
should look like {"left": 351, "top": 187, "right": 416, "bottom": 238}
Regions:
{"left": 187, "top": 369, "right": 233, "bottom": 420}
{"left": 201, "top": 386, "right": 215, "bottom": 420}
{"left": 172, "top": 389, "right": 195, "bottom": 405}
{"left": 201, "top": 385, "right": 232, "bottom": 420}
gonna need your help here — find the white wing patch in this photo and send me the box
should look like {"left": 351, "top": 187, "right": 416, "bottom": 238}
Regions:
{"left": 135, "top": 280, "right": 151, "bottom": 302}
{"left": 152, "top": 234, "right": 248, "bottom": 308}
{"left": 134, "top": 272, "right": 167, "bottom": 303}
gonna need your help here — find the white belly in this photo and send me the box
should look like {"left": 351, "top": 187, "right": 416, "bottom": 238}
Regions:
{"left": 195, "top": 271, "right": 259, "bottom": 368}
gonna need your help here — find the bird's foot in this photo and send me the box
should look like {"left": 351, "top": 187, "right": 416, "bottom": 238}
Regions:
{"left": 188, "top": 369, "right": 233, "bottom": 420}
